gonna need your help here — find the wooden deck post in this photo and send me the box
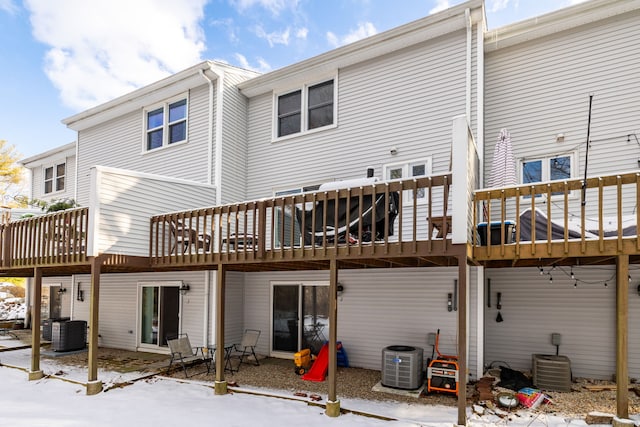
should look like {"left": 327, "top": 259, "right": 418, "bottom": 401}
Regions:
{"left": 214, "top": 263, "right": 227, "bottom": 395}
{"left": 28, "top": 267, "right": 43, "bottom": 381}
{"left": 457, "top": 255, "right": 468, "bottom": 426}
{"left": 616, "top": 254, "right": 629, "bottom": 418}
{"left": 87, "top": 256, "right": 103, "bottom": 395}
{"left": 325, "top": 258, "right": 341, "bottom": 417}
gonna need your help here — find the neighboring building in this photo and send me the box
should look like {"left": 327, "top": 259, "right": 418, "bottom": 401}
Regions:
{"left": 8, "top": 0, "right": 640, "bottom": 423}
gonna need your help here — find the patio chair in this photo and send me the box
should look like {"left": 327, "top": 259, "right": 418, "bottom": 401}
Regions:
{"left": 167, "top": 334, "right": 210, "bottom": 377}
{"left": 170, "top": 220, "right": 211, "bottom": 254}
{"left": 228, "top": 329, "right": 261, "bottom": 372}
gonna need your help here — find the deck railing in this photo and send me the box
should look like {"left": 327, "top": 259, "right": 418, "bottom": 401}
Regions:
{"left": 150, "top": 174, "right": 453, "bottom": 266}
{"left": 1, "top": 207, "right": 89, "bottom": 268}
{"left": 473, "top": 172, "right": 640, "bottom": 259}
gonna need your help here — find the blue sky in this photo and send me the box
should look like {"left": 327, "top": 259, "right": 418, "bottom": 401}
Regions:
{"left": 0, "top": 0, "right": 585, "bottom": 159}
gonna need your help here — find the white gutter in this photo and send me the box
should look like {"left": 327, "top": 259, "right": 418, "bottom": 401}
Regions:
{"left": 200, "top": 66, "right": 224, "bottom": 205}
{"left": 475, "top": 16, "right": 486, "bottom": 382}
{"left": 74, "top": 137, "right": 79, "bottom": 203}
{"left": 203, "top": 271, "right": 211, "bottom": 347}
{"left": 465, "top": 8, "right": 472, "bottom": 122}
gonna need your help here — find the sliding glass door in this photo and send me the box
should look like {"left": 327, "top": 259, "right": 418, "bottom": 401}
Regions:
{"left": 139, "top": 283, "right": 180, "bottom": 349}
{"left": 271, "top": 283, "right": 328, "bottom": 357}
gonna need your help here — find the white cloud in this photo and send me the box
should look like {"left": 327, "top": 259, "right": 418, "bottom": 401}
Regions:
{"left": 567, "top": 0, "right": 588, "bottom": 4}
{"left": 25, "top": 0, "right": 207, "bottom": 111}
{"left": 487, "top": 0, "right": 513, "bottom": 13}
{"left": 429, "top": 0, "right": 449, "bottom": 14}
{"left": 233, "top": 53, "right": 271, "bottom": 73}
{"left": 231, "top": 0, "right": 298, "bottom": 16}
{"left": 0, "top": 0, "right": 18, "bottom": 14}
{"left": 295, "top": 27, "right": 308, "bottom": 40}
{"left": 326, "top": 22, "right": 377, "bottom": 48}
{"left": 255, "top": 25, "right": 290, "bottom": 47}
{"left": 212, "top": 17, "right": 240, "bottom": 44}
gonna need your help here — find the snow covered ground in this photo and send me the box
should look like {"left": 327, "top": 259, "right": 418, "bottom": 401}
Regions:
{"left": 0, "top": 298, "right": 26, "bottom": 320}
{"left": 0, "top": 335, "right": 615, "bottom": 427}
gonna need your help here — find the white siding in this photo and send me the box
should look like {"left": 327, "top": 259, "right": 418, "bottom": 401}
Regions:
{"left": 483, "top": 266, "right": 640, "bottom": 380}
{"left": 246, "top": 31, "right": 469, "bottom": 199}
{"left": 42, "top": 277, "right": 73, "bottom": 318}
{"left": 72, "top": 271, "right": 209, "bottom": 350}
{"left": 484, "top": 11, "right": 640, "bottom": 220}
{"left": 243, "top": 267, "right": 480, "bottom": 378}
{"left": 91, "top": 167, "right": 216, "bottom": 256}
{"left": 220, "top": 72, "right": 250, "bottom": 204}
{"left": 76, "top": 84, "right": 212, "bottom": 206}
{"left": 30, "top": 154, "right": 76, "bottom": 202}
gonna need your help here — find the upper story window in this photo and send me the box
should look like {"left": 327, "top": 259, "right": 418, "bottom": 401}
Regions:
{"left": 145, "top": 97, "right": 188, "bottom": 151}
{"left": 44, "top": 163, "right": 65, "bottom": 194}
{"left": 520, "top": 152, "right": 575, "bottom": 197}
{"left": 384, "top": 159, "right": 432, "bottom": 203}
{"left": 275, "top": 78, "right": 336, "bottom": 139}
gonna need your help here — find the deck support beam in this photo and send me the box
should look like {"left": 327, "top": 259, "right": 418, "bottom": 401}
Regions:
{"left": 457, "top": 255, "right": 468, "bottom": 426}
{"left": 28, "top": 267, "right": 43, "bottom": 381}
{"left": 87, "top": 256, "right": 103, "bottom": 395}
{"left": 325, "top": 258, "right": 341, "bottom": 417}
{"left": 616, "top": 254, "right": 629, "bottom": 418}
{"left": 214, "top": 263, "right": 227, "bottom": 395}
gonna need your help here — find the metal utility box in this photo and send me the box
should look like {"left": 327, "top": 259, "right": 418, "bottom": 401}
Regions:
{"left": 477, "top": 221, "right": 515, "bottom": 246}
{"left": 532, "top": 354, "right": 572, "bottom": 392}
{"left": 381, "top": 345, "right": 423, "bottom": 390}
{"left": 52, "top": 320, "right": 87, "bottom": 352}
{"left": 42, "top": 317, "right": 70, "bottom": 341}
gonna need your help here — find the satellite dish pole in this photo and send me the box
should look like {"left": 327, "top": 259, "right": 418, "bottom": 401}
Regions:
{"left": 581, "top": 94, "right": 593, "bottom": 207}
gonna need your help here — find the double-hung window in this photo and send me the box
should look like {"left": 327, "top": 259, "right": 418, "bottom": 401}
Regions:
{"left": 520, "top": 152, "right": 575, "bottom": 197}
{"left": 275, "top": 78, "right": 335, "bottom": 139}
{"left": 274, "top": 184, "right": 322, "bottom": 247}
{"left": 145, "top": 97, "right": 188, "bottom": 151}
{"left": 44, "top": 162, "right": 66, "bottom": 194}
{"left": 384, "top": 159, "right": 432, "bottom": 203}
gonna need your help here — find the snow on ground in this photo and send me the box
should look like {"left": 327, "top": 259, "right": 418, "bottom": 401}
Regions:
{"left": 0, "top": 298, "right": 26, "bottom": 320}
{"left": 0, "top": 336, "right": 623, "bottom": 427}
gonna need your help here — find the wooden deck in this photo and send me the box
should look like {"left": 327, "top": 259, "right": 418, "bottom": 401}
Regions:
{"left": 473, "top": 172, "right": 640, "bottom": 267}
{"left": 1, "top": 171, "right": 639, "bottom": 274}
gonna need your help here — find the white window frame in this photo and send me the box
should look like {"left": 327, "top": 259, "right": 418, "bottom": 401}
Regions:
{"left": 43, "top": 162, "right": 66, "bottom": 194}
{"left": 273, "top": 183, "right": 322, "bottom": 248}
{"left": 518, "top": 151, "right": 577, "bottom": 200}
{"left": 142, "top": 94, "right": 189, "bottom": 153}
{"left": 383, "top": 158, "right": 433, "bottom": 204}
{"left": 272, "top": 74, "right": 338, "bottom": 141}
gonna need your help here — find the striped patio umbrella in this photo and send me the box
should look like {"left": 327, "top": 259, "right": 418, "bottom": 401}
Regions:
{"left": 488, "top": 128, "right": 517, "bottom": 188}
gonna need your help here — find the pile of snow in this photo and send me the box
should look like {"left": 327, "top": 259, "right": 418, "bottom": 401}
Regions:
{"left": 0, "top": 298, "right": 25, "bottom": 320}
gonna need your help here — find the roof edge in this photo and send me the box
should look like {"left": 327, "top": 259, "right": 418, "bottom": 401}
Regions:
{"left": 238, "top": 0, "right": 483, "bottom": 97}
{"left": 485, "top": 0, "right": 640, "bottom": 52}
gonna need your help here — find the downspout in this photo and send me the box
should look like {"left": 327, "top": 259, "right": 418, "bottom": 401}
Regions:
{"left": 464, "top": 6, "right": 472, "bottom": 381}
{"left": 465, "top": 8, "right": 472, "bottom": 122}
{"left": 203, "top": 271, "right": 211, "bottom": 347}
{"left": 199, "top": 67, "right": 224, "bottom": 205}
{"left": 475, "top": 14, "right": 486, "bottom": 380}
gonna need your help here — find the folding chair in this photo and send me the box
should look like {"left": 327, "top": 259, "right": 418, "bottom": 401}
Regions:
{"left": 167, "top": 334, "right": 210, "bottom": 377}
{"left": 229, "top": 329, "right": 261, "bottom": 372}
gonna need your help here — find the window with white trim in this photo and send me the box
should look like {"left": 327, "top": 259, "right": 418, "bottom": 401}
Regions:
{"left": 144, "top": 97, "right": 188, "bottom": 151}
{"left": 274, "top": 184, "right": 322, "bottom": 247}
{"left": 384, "top": 159, "right": 432, "bottom": 203}
{"left": 520, "top": 152, "right": 575, "bottom": 197}
{"left": 44, "top": 162, "right": 65, "bottom": 194}
{"left": 275, "top": 78, "right": 335, "bottom": 139}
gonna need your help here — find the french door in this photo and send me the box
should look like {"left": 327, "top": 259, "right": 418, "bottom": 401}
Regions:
{"left": 271, "top": 282, "right": 329, "bottom": 357}
{"left": 139, "top": 283, "right": 180, "bottom": 349}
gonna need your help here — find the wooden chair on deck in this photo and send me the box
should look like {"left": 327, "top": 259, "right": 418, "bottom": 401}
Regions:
{"left": 170, "top": 220, "right": 211, "bottom": 254}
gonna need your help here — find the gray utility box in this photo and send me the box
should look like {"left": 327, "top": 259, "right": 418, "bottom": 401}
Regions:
{"left": 532, "top": 354, "right": 572, "bottom": 392}
{"left": 42, "top": 317, "right": 70, "bottom": 341}
{"left": 52, "top": 320, "right": 87, "bottom": 352}
{"left": 381, "top": 345, "right": 424, "bottom": 390}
